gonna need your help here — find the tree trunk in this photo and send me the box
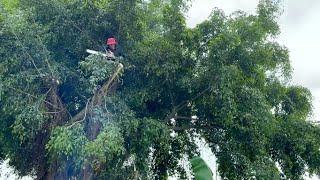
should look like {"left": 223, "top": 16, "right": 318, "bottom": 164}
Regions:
{"left": 40, "top": 64, "right": 123, "bottom": 179}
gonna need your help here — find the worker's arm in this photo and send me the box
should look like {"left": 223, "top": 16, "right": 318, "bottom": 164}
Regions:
{"left": 106, "top": 50, "right": 116, "bottom": 59}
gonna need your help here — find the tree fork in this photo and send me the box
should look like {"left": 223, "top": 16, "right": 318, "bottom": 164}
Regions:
{"left": 43, "top": 62, "right": 123, "bottom": 179}
{"left": 68, "top": 63, "right": 124, "bottom": 126}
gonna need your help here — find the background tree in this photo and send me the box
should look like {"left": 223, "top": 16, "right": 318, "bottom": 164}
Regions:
{"left": 1, "top": 0, "right": 320, "bottom": 179}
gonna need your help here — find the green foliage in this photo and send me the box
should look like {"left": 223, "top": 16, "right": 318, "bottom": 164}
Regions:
{"left": 12, "top": 99, "right": 47, "bottom": 142}
{"left": 79, "top": 54, "right": 118, "bottom": 92}
{"left": 191, "top": 156, "right": 213, "bottom": 180}
{"left": 46, "top": 125, "right": 88, "bottom": 171}
{"left": 0, "top": 0, "right": 19, "bottom": 12}
{"left": 85, "top": 125, "right": 124, "bottom": 162}
{"left": 0, "top": 0, "right": 320, "bottom": 179}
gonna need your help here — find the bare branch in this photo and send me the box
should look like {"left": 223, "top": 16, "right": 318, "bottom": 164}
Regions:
{"left": 11, "top": 31, "right": 43, "bottom": 76}
{"left": 6, "top": 85, "right": 62, "bottom": 110}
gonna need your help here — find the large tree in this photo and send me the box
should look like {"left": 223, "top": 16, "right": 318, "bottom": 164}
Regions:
{"left": 1, "top": 0, "right": 320, "bottom": 179}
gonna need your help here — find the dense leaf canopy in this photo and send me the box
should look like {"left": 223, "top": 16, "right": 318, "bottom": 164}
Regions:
{"left": 1, "top": 0, "right": 320, "bottom": 179}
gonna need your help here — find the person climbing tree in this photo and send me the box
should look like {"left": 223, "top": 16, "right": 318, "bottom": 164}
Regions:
{"left": 106, "top": 37, "right": 117, "bottom": 60}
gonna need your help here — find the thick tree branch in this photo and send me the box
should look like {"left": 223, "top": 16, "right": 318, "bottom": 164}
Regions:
{"left": 168, "top": 116, "right": 198, "bottom": 131}
{"left": 46, "top": 83, "right": 71, "bottom": 125}
{"left": 174, "top": 116, "right": 198, "bottom": 121}
{"left": 170, "top": 124, "right": 195, "bottom": 131}
{"left": 169, "top": 122, "right": 224, "bottom": 131}
{"left": 310, "top": 121, "right": 320, "bottom": 125}
{"left": 67, "top": 99, "right": 90, "bottom": 128}
{"left": 165, "top": 85, "right": 212, "bottom": 122}
{"left": 68, "top": 63, "right": 124, "bottom": 125}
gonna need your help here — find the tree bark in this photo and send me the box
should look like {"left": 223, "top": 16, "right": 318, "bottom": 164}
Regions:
{"left": 40, "top": 63, "right": 123, "bottom": 180}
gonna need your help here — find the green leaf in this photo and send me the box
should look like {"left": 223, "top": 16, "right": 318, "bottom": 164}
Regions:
{"left": 191, "top": 157, "right": 213, "bottom": 180}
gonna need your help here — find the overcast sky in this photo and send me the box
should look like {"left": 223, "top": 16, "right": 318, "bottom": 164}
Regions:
{"left": 187, "top": 0, "right": 320, "bottom": 121}
{"left": 186, "top": 1, "right": 320, "bottom": 179}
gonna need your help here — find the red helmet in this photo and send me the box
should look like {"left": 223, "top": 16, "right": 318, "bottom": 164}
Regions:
{"left": 106, "top": 37, "right": 117, "bottom": 45}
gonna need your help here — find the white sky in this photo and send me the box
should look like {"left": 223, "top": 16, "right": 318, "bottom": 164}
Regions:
{"left": 187, "top": 0, "right": 320, "bottom": 122}
{"left": 186, "top": 1, "right": 320, "bottom": 179}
